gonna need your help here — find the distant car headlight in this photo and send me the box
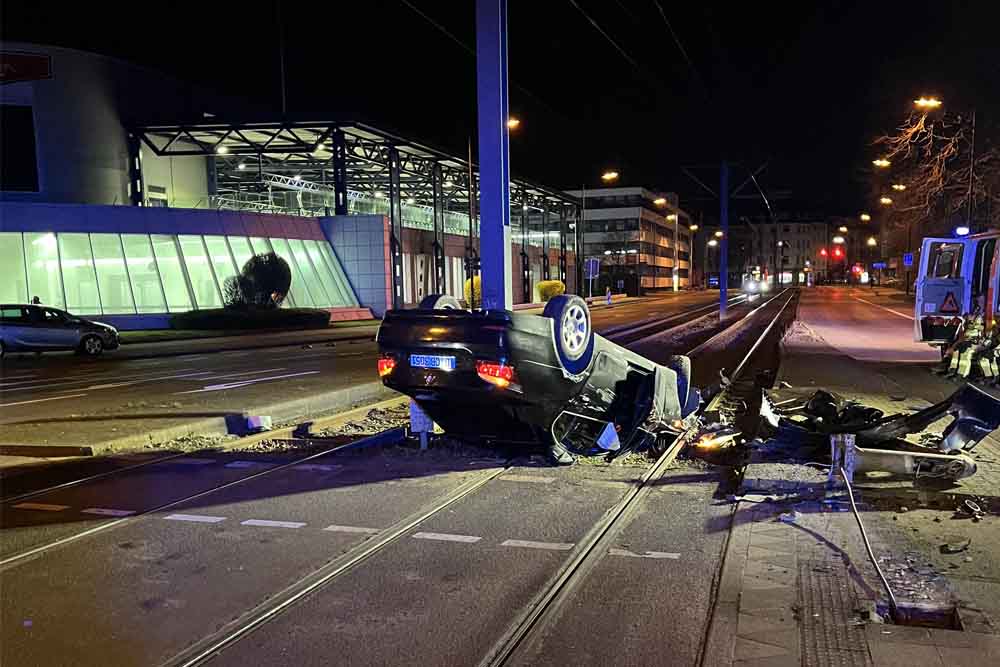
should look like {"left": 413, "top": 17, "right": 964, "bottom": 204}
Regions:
{"left": 746, "top": 281, "right": 757, "bottom": 292}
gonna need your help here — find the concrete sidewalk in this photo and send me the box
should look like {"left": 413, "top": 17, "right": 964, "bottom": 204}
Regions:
{"left": 704, "top": 292, "right": 1000, "bottom": 666}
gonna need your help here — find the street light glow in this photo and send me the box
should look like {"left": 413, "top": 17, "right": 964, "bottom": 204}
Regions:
{"left": 507, "top": 117, "right": 521, "bottom": 130}
{"left": 237, "top": 162, "right": 247, "bottom": 170}
{"left": 216, "top": 145, "right": 229, "bottom": 155}
{"left": 833, "top": 235, "right": 846, "bottom": 244}
{"left": 872, "top": 158, "right": 891, "bottom": 168}
{"left": 601, "top": 171, "right": 619, "bottom": 182}
{"left": 714, "top": 230, "right": 724, "bottom": 238}
{"left": 880, "top": 196, "right": 893, "bottom": 205}
{"left": 867, "top": 237, "right": 877, "bottom": 247}
{"left": 689, "top": 224, "right": 699, "bottom": 231}
{"left": 654, "top": 197, "right": 667, "bottom": 206}
{"left": 707, "top": 239, "right": 718, "bottom": 247}
{"left": 666, "top": 214, "right": 678, "bottom": 221}
{"left": 838, "top": 226, "right": 848, "bottom": 233}
{"left": 603, "top": 250, "right": 612, "bottom": 255}
{"left": 914, "top": 97, "right": 942, "bottom": 109}
{"left": 860, "top": 213, "right": 871, "bottom": 221}
{"left": 892, "top": 183, "right": 907, "bottom": 191}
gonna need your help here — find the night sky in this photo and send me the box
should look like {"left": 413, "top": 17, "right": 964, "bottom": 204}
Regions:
{"left": 4, "top": 1, "right": 999, "bottom": 219}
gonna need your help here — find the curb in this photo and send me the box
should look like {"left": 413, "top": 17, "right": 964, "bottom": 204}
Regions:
{"left": 700, "top": 501, "right": 750, "bottom": 667}
{"left": 115, "top": 331, "right": 377, "bottom": 361}
{"left": 14, "top": 380, "right": 398, "bottom": 456}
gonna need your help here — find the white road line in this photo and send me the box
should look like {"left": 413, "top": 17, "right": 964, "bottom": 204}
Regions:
{"left": 241, "top": 519, "right": 306, "bottom": 529}
{"left": 164, "top": 513, "right": 227, "bottom": 523}
{"left": 501, "top": 539, "right": 574, "bottom": 551}
{"left": 12, "top": 502, "right": 70, "bottom": 512}
{"left": 1, "top": 371, "right": 212, "bottom": 395}
{"left": 81, "top": 508, "right": 135, "bottom": 517}
{"left": 853, "top": 297, "right": 914, "bottom": 321}
{"left": 267, "top": 352, "right": 337, "bottom": 362}
{"left": 295, "top": 464, "right": 342, "bottom": 473}
{"left": 323, "top": 524, "right": 380, "bottom": 534}
{"left": 223, "top": 461, "right": 271, "bottom": 469}
{"left": 0, "top": 393, "right": 88, "bottom": 408}
{"left": 608, "top": 547, "right": 680, "bottom": 559}
{"left": 201, "top": 368, "right": 285, "bottom": 380}
{"left": 412, "top": 531, "right": 482, "bottom": 543}
{"left": 168, "top": 458, "right": 216, "bottom": 466}
{"left": 175, "top": 370, "right": 320, "bottom": 394}
{"left": 501, "top": 474, "right": 555, "bottom": 484}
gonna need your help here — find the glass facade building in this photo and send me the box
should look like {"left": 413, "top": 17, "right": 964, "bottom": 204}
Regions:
{"left": 0, "top": 231, "right": 358, "bottom": 314}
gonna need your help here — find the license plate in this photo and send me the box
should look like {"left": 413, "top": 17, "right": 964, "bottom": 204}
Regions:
{"left": 409, "top": 354, "right": 456, "bottom": 371}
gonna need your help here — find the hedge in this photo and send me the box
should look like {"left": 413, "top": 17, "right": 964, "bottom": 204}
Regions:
{"left": 169, "top": 307, "right": 331, "bottom": 330}
{"left": 464, "top": 276, "right": 482, "bottom": 309}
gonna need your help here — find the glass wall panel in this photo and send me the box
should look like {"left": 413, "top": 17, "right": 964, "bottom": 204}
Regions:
{"left": 0, "top": 232, "right": 28, "bottom": 303}
{"left": 90, "top": 234, "right": 135, "bottom": 314}
{"left": 204, "top": 236, "right": 238, "bottom": 305}
{"left": 122, "top": 234, "right": 167, "bottom": 313}
{"left": 288, "top": 238, "right": 331, "bottom": 306}
{"left": 268, "top": 237, "right": 315, "bottom": 307}
{"left": 23, "top": 232, "right": 65, "bottom": 308}
{"left": 58, "top": 233, "right": 102, "bottom": 314}
{"left": 227, "top": 236, "right": 254, "bottom": 272}
{"left": 248, "top": 237, "right": 273, "bottom": 256}
{"left": 178, "top": 235, "right": 223, "bottom": 308}
{"left": 320, "top": 243, "right": 359, "bottom": 306}
{"left": 305, "top": 240, "right": 348, "bottom": 306}
{"left": 150, "top": 235, "right": 193, "bottom": 312}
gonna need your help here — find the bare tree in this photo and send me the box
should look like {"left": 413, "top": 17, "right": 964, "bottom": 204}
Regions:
{"left": 874, "top": 111, "right": 1000, "bottom": 247}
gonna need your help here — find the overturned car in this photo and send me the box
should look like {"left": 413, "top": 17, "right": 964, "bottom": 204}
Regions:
{"left": 376, "top": 294, "right": 700, "bottom": 459}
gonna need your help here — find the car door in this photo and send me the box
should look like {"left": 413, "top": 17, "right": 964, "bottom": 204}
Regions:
{"left": 0, "top": 306, "right": 36, "bottom": 351}
{"left": 32, "top": 307, "right": 81, "bottom": 350}
{"left": 915, "top": 238, "right": 969, "bottom": 340}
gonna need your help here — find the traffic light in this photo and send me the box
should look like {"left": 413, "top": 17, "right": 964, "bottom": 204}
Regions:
{"left": 819, "top": 248, "right": 828, "bottom": 257}
{"left": 833, "top": 247, "right": 843, "bottom": 259}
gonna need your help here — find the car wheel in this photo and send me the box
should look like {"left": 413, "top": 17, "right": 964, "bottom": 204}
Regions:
{"left": 419, "top": 294, "right": 463, "bottom": 310}
{"left": 543, "top": 294, "right": 594, "bottom": 375}
{"left": 80, "top": 335, "right": 104, "bottom": 357}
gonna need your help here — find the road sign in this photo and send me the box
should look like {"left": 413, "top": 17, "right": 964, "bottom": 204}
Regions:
{"left": 939, "top": 291, "right": 960, "bottom": 314}
{"left": 585, "top": 258, "right": 601, "bottom": 279}
{"left": 872, "top": 262, "right": 887, "bottom": 269}
{"left": 903, "top": 253, "right": 914, "bottom": 267}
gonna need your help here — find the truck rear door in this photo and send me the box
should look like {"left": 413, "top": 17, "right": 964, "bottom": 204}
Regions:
{"left": 915, "top": 238, "right": 970, "bottom": 342}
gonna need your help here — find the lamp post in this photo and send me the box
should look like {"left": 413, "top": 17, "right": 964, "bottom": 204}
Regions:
{"left": 867, "top": 236, "right": 878, "bottom": 289}
{"left": 581, "top": 170, "right": 619, "bottom": 297}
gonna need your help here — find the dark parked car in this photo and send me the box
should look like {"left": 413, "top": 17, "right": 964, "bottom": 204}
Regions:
{"left": 376, "top": 294, "right": 700, "bottom": 458}
{"left": 0, "top": 304, "right": 120, "bottom": 357}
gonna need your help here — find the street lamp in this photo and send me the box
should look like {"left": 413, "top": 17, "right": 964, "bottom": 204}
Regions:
{"left": 860, "top": 213, "right": 871, "bottom": 222}
{"left": 838, "top": 226, "right": 848, "bottom": 233}
{"left": 665, "top": 213, "right": 680, "bottom": 292}
{"left": 653, "top": 197, "right": 667, "bottom": 206}
{"left": 891, "top": 183, "right": 906, "bottom": 191}
{"left": 914, "top": 96, "right": 978, "bottom": 230}
{"left": 707, "top": 239, "right": 718, "bottom": 247}
{"left": 879, "top": 196, "right": 893, "bottom": 205}
{"left": 580, "top": 169, "right": 620, "bottom": 297}
{"left": 714, "top": 230, "right": 724, "bottom": 238}
{"left": 689, "top": 224, "right": 699, "bottom": 231}
{"left": 833, "top": 235, "right": 846, "bottom": 244}
{"left": 866, "top": 236, "right": 877, "bottom": 247}
{"left": 873, "top": 158, "right": 891, "bottom": 168}
{"left": 506, "top": 117, "right": 521, "bottom": 130}
{"left": 601, "top": 171, "right": 620, "bottom": 183}
{"left": 914, "top": 97, "right": 942, "bottom": 110}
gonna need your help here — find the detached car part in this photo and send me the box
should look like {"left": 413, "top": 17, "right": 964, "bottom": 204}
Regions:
{"left": 376, "top": 294, "right": 698, "bottom": 457}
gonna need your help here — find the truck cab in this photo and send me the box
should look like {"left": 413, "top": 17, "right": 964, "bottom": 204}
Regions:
{"left": 915, "top": 232, "right": 999, "bottom": 346}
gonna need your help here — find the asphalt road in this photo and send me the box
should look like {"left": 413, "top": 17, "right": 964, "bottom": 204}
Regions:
{"left": 0, "top": 291, "right": 729, "bottom": 452}
{"left": 0, "top": 444, "right": 732, "bottom": 667}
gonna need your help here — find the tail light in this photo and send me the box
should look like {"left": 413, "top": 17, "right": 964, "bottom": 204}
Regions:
{"left": 377, "top": 355, "right": 396, "bottom": 378}
{"left": 476, "top": 360, "right": 515, "bottom": 389}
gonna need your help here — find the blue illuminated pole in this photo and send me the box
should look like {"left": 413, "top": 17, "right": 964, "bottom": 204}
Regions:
{"left": 719, "top": 161, "right": 729, "bottom": 318}
{"left": 476, "top": 0, "right": 513, "bottom": 310}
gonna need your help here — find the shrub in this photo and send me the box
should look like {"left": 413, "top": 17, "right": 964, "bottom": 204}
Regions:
{"left": 169, "top": 307, "right": 331, "bottom": 330}
{"left": 464, "top": 275, "right": 482, "bottom": 309}
{"left": 536, "top": 280, "right": 566, "bottom": 302}
{"left": 224, "top": 252, "right": 292, "bottom": 308}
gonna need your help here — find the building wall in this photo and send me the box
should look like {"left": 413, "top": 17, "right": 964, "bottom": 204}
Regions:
{"left": 140, "top": 152, "right": 210, "bottom": 209}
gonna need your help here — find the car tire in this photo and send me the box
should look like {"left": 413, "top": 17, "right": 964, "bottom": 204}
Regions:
{"left": 80, "top": 335, "right": 104, "bottom": 357}
{"left": 419, "top": 294, "right": 463, "bottom": 310}
{"left": 543, "top": 294, "right": 594, "bottom": 376}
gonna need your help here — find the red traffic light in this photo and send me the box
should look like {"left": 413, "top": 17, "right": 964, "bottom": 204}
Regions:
{"left": 833, "top": 247, "right": 843, "bottom": 258}
{"left": 819, "top": 248, "right": 828, "bottom": 257}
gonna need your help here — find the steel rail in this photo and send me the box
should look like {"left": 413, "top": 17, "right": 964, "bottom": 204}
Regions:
{"left": 603, "top": 295, "right": 749, "bottom": 343}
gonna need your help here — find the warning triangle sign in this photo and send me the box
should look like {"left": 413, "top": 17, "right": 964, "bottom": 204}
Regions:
{"left": 939, "top": 291, "right": 961, "bottom": 314}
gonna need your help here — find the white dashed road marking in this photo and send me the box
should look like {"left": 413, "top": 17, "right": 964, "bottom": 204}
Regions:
{"left": 609, "top": 548, "right": 680, "bottom": 559}
{"left": 81, "top": 508, "right": 135, "bottom": 517}
{"left": 169, "top": 458, "right": 216, "bottom": 466}
{"left": 853, "top": 296, "right": 914, "bottom": 321}
{"left": 176, "top": 370, "right": 320, "bottom": 394}
{"left": 241, "top": 519, "right": 306, "bottom": 529}
{"left": 501, "top": 539, "right": 574, "bottom": 551}
{"left": 412, "top": 532, "right": 482, "bottom": 543}
{"left": 501, "top": 474, "right": 555, "bottom": 484}
{"left": 324, "top": 525, "right": 380, "bottom": 534}
{"left": 12, "top": 502, "right": 70, "bottom": 512}
{"left": 164, "top": 513, "right": 227, "bottom": 523}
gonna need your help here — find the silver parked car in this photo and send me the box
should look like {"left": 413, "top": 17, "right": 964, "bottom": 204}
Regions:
{"left": 0, "top": 304, "right": 120, "bottom": 358}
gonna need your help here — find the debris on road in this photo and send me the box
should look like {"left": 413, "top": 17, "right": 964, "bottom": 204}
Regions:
{"left": 939, "top": 539, "right": 971, "bottom": 554}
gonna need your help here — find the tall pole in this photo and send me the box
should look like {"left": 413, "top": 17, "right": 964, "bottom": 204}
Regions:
{"left": 673, "top": 214, "right": 679, "bottom": 292}
{"left": 475, "top": 0, "right": 512, "bottom": 310}
{"left": 719, "top": 161, "right": 729, "bottom": 317}
{"left": 276, "top": 0, "right": 286, "bottom": 116}
{"left": 967, "top": 110, "right": 977, "bottom": 230}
